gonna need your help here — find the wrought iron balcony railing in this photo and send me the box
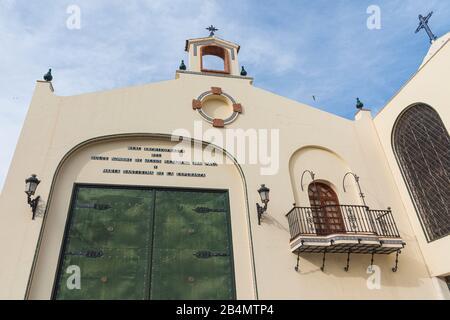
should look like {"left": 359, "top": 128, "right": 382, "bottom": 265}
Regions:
{"left": 286, "top": 205, "right": 401, "bottom": 241}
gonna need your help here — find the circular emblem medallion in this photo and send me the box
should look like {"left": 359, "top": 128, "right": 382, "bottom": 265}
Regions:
{"left": 192, "top": 87, "right": 243, "bottom": 128}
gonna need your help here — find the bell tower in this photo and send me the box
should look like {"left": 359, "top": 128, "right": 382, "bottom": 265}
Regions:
{"left": 184, "top": 26, "right": 242, "bottom": 76}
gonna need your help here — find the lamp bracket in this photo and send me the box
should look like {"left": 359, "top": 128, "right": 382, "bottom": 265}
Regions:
{"left": 256, "top": 202, "right": 267, "bottom": 225}
{"left": 28, "top": 195, "right": 40, "bottom": 220}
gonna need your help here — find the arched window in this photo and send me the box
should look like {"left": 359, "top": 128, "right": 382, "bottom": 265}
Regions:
{"left": 308, "top": 182, "right": 346, "bottom": 235}
{"left": 393, "top": 104, "right": 450, "bottom": 242}
{"left": 200, "top": 45, "right": 230, "bottom": 74}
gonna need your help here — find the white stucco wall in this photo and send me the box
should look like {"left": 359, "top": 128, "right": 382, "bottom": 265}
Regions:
{"left": 0, "top": 54, "right": 444, "bottom": 299}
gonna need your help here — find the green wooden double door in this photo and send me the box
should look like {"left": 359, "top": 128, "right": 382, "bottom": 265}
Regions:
{"left": 54, "top": 185, "right": 236, "bottom": 300}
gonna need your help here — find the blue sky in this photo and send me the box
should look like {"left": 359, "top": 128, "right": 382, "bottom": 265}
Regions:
{"left": 1, "top": 0, "right": 450, "bottom": 190}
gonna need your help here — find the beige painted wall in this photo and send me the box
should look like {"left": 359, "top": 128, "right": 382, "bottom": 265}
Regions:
{"left": 374, "top": 39, "right": 450, "bottom": 279}
{"left": 0, "top": 53, "right": 444, "bottom": 299}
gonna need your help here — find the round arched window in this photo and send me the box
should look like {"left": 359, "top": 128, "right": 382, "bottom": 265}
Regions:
{"left": 392, "top": 104, "right": 450, "bottom": 242}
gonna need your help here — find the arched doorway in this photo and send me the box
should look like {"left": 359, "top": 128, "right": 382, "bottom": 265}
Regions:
{"left": 393, "top": 104, "right": 450, "bottom": 242}
{"left": 27, "top": 135, "right": 256, "bottom": 300}
{"left": 308, "top": 182, "right": 346, "bottom": 236}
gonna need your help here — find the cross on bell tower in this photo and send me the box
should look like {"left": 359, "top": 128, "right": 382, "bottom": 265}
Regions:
{"left": 415, "top": 12, "right": 438, "bottom": 43}
{"left": 206, "top": 25, "right": 219, "bottom": 37}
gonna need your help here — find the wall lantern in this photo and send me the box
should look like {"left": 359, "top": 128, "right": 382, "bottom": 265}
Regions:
{"left": 25, "top": 174, "right": 41, "bottom": 220}
{"left": 256, "top": 184, "right": 270, "bottom": 225}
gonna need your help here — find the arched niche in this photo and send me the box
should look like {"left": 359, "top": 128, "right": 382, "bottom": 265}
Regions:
{"left": 288, "top": 146, "right": 359, "bottom": 208}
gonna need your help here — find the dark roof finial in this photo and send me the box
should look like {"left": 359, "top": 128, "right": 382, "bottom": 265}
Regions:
{"left": 240, "top": 66, "right": 247, "bottom": 76}
{"left": 356, "top": 98, "right": 364, "bottom": 110}
{"left": 43, "top": 69, "right": 53, "bottom": 82}
{"left": 179, "top": 60, "right": 186, "bottom": 71}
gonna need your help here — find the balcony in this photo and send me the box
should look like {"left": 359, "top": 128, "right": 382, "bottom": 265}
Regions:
{"left": 286, "top": 205, "right": 405, "bottom": 256}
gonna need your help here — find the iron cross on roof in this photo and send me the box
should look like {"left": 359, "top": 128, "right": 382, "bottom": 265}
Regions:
{"left": 415, "top": 12, "right": 438, "bottom": 43}
{"left": 206, "top": 25, "right": 218, "bottom": 37}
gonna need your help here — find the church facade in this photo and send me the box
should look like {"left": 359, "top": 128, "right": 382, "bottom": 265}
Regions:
{"left": 0, "top": 30, "right": 449, "bottom": 300}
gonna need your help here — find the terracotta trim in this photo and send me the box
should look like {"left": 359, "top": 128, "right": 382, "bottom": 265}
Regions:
{"left": 211, "top": 87, "right": 222, "bottom": 95}
{"left": 213, "top": 119, "right": 225, "bottom": 128}
{"left": 192, "top": 99, "right": 202, "bottom": 110}
{"left": 201, "top": 69, "right": 230, "bottom": 75}
{"left": 200, "top": 45, "right": 231, "bottom": 75}
{"left": 233, "top": 103, "right": 243, "bottom": 113}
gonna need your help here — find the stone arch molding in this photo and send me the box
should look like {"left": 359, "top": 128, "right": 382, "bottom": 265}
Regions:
{"left": 26, "top": 133, "right": 258, "bottom": 300}
{"left": 288, "top": 146, "right": 359, "bottom": 207}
